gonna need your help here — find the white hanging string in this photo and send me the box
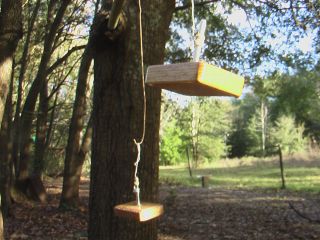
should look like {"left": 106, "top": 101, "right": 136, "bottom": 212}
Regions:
{"left": 190, "top": 0, "right": 207, "bottom": 62}
{"left": 189, "top": 0, "right": 196, "bottom": 58}
{"left": 133, "top": 0, "right": 146, "bottom": 207}
{"left": 193, "top": 19, "right": 207, "bottom": 62}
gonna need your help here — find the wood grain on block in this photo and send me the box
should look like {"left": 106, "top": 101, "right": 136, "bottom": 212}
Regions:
{"left": 145, "top": 62, "right": 244, "bottom": 97}
{"left": 114, "top": 201, "right": 164, "bottom": 222}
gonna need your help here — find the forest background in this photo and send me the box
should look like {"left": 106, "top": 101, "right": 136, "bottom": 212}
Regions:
{"left": 0, "top": 0, "right": 319, "bottom": 239}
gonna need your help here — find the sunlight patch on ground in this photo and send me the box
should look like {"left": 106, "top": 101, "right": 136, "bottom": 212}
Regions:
{"left": 159, "top": 233, "right": 185, "bottom": 240}
{"left": 160, "top": 153, "right": 320, "bottom": 193}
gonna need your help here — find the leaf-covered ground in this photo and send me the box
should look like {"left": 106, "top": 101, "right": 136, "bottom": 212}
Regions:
{"left": 4, "top": 179, "right": 320, "bottom": 239}
{"left": 159, "top": 185, "right": 320, "bottom": 240}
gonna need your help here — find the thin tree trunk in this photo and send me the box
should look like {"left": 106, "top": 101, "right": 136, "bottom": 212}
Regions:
{"left": 12, "top": 0, "right": 41, "bottom": 175}
{"left": 186, "top": 147, "right": 192, "bottom": 177}
{"left": 78, "top": 116, "right": 93, "bottom": 164}
{"left": 60, "top": 45, "right": 93, "bottom": 209}
{"left": 33, "top": 81, "right": 49, "bottom": 178}
{"left": 45, "top": 91, "right": 60, "bottom": 151}
{"left": 61, "top": 116, "right": 92, "bottom": 209}
{"left": 18, "top": 0, "right": 71, "bottom": 180}
{"left": 88, "top": 1, "right": 175, "bottom": 239}
{"left": 195, "top": 117, "right": 201, "bottom": 167}
{"left": 191, "top": 102, "right": 201, "bottom": 168}
{"left": 260, "top": 100, "right": 268, "bottom": 157}
{"left": 278, "top": 145, "right": 286, "bottom": 189}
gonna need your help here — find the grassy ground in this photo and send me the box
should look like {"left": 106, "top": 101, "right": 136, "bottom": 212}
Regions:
{"left": 159, "top": 152, "right": 320, "bottom": 193}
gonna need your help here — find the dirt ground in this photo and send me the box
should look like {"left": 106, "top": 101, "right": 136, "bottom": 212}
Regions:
{"left": 4, "top": 180, "right": 320, "bottom": 240}
{"left": 158, "top": 185, "right": 320, "bottom": 240}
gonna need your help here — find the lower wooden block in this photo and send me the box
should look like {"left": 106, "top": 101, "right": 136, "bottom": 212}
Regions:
{"left": 114, "top": 201, "right": 164, "bottom": 222}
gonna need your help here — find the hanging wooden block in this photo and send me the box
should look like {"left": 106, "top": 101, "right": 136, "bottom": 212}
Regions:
{"left": 145, "top": 62, "right": 245, "bottom": 97}
{"left": 114, "top": 201, "right": 164, "bottom": 222}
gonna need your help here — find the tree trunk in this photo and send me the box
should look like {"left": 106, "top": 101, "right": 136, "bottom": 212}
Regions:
{"left": 278, "top": 145, "right": 286, "bottom": 189}
{"left": 45, "top": 91, "right": 60, "bottom": 151}
{"left": 12, "top": 0, "right": 41, "bottom": 175}
{"left": 0, "top": 198, "right": 2, "bottom": 240}
{"left": 88, "top": 1, "right": 175, "bottom": 239}
{"left": 0, "top": 67, "right": 14, "bottom": 218}
{"left": 0, "top": 2, "right": 22, "bottom": 238}
{"left": 0, "top": 0, "right": 22, "bottom": 126}
{"left": 60, "top": 45, "right": 93, "bottom": 209}
{"left": 60, "top": 114, "right": 93, "bottom": 209}
{"left": 33, "top": 81, "right": 49, "bottom": 178}
{"left": 18, "top": 0, "right": 71, "bottom": 180}
{"left": 191, "top": 101, "right": 200, "bottom": 168}
{"left": 186, "top": 147, "right": 192, "bottom": 177}
{"left": 260, "top": 100, "right": 268, "bottom": 157}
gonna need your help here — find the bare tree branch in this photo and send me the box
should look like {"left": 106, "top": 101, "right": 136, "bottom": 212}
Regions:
{"left": 47, "top": 55, "right": 82, "bottom": 100}
{"left": 289, "top": 202, "right": 320, "bottom": 224}
{"left": 47, "top": 45, "right": 86, "bottom": 75}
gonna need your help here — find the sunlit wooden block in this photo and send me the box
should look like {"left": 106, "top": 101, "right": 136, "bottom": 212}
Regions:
{"left": 114, "top": 201, "right": 164, "bottom": 222}
{"left": 146, "top": 62, "right": 245, "bottom": 97}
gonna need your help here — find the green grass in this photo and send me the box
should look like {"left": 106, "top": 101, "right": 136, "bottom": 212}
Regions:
{"left": 159, "top": 155, "right": 320, "bottom": 193}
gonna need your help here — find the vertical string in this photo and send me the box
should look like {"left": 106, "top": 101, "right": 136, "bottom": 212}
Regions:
{"left": 136, "top": 0, "right": 146, "bottom": 145}
{"left": 190, "top": 0, "right": 195, "bottom": 57}
{"left": 133, "top": 0, "right": 146, "bottom": 207}
{"left": 191, "top": 0, "right": 195, "bottom": 40}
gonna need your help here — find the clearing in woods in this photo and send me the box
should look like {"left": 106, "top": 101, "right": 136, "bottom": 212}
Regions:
{"left": 4, "top": 155, "right": 320, "bottom": 239}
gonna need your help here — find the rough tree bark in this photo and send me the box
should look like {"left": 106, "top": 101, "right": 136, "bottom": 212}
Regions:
{"left": 0, "top": 0, "right": 22, "bottom": 129}
{"left": 88, "top": 1, "right": 175, "bottom": 239}
{"left": 0, "top": 68, "right": 14, "bottom": 217}
{"left": 60, "top": 45, "right": 93, "bottom": 209}
{"left": 0, "top": 70, "right": 14, "bottom": 240}
{"left": 0, "top": 1, "right": 22, "bottom": 239}
{"left": 0, "top": 199, "right": 2, "bottom": 240}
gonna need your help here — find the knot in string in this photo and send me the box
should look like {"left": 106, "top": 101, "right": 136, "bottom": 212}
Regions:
{"left": 133, "top": 139, "right": 141, "bottom": 206}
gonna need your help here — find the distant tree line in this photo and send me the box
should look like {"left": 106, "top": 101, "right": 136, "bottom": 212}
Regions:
{"left": 160, "top": 62, "right": 320, "bottom": 166}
